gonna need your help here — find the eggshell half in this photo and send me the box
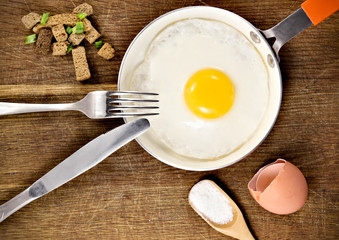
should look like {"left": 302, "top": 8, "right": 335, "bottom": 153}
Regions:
{"left": 248, "top": 159, "right": 308, "bottom": 215}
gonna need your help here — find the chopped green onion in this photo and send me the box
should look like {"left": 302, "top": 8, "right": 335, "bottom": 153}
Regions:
{"left": 25, "top": 34, "right": 37, "bottom": 44}
{"left": 40, "top": 12, "right": 50, "bottom": 25}
{"left": 77, "top": 13, "right": 87, "bottom": 20}
{"left": 66, "top": 26, "right": 73, "bottom": 35}
{"left": 72, "top": 22, "right": 84, "bottom": 34}
{"left": 95, "top": 40, "right": 103, "bottom": 49}
{"left": 66, "top": 44, "right": 73, "bottom": 54}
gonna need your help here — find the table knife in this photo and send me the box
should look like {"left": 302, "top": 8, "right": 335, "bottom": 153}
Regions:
{"left": 0, "top": 118, "right": 150, "bottom": 223}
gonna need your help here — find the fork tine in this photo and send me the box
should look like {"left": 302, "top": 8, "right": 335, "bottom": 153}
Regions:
{"left": 108, "top": 98, "right": 159, "bottom": 103}
{"left": 107, "top": 91, "right": 159, "bottom": 96}
{"left": 105, "top": 91, "right": 159, "bottom": 118}
{"left": 108, "top": 106, "right": 159, "bottom": 111}
{"left": 106, "top": 112, "right": 159, "bottom": 118}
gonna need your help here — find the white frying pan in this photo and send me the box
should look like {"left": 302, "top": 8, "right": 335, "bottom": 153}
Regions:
{"left": 118, "top": 0, "right": 339, "bottom": 171}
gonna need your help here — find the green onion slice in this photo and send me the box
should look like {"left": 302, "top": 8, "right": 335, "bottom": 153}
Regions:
{"left": 95, "top": 40, "right": 103, "bottom": 49}
{"left": 77, "top": 13, "right": 87, "bottom": 20}
{"left": 25, "top": 34, "right": 37, "bottom": 44}
{"left": 72, "top": 22, "right": 84, "bottom": 34}
{"left": 66, "top": 26, "right": 73, "bottom": 35}
{"left": 40, "top": 12, "right": 50, "bottom": 25}
{"left": 67, "top": 44, "right": 73, "bottom": 54}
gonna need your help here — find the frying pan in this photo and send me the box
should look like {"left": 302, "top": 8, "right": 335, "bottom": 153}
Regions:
{"left": 118, "top": 0, "right": 339, "bottom": 171}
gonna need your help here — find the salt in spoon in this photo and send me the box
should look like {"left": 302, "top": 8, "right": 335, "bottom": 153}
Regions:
{"left": 189, "top": 179, "right": 255, "bottom": 240}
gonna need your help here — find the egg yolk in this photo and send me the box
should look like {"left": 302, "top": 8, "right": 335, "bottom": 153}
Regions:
{"left": 184, "top": 68, "right": 235, "bottom": 119}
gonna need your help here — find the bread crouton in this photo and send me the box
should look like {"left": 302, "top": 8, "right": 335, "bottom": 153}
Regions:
{"left": 68, "top": 33, "right": 85, "bottom": 45}
{"left": 22, "top": 12, "right": 41, "bottom": 29}
{"left": 36, "top": 28, "right": 53, "bottom": 55}
{"left": 73, "top": 3, "right": 93, "bottom": 16}
{"left": 72, "top": 46, "right": 91, "bottom": 81}
{"left": 85, "top": 27, "right": 101, "bottom": 44}
{"left": 52, "top": 41, "right": 69, "bottom": 56}
{"left": 52, "top": 24, "right": 68, "bottom": 42}
{"left": 47, "top": 14, "right": 78, "bottom": 27}
{"left": 82, "top": 18, "right": 92, "bottom": 32}
{"left": 97, "top": 43, "right": 115, "bottom": 60}
{"left": 33, "top": 14, "right": 78, "bottom": 33}
{"left": 32, "top": 23, "right": 44, "bottom": 33}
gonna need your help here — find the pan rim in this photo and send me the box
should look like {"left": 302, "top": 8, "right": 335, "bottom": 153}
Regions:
{"left": 118, "top": 6, "right": 282, "bottom": 171}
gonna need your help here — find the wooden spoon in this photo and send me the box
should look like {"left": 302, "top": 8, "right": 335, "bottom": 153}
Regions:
{"left": 189, "top": 180, "right": 255, "bottom": 240}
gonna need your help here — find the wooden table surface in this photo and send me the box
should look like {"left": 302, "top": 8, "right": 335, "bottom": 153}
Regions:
{"left": 0, "top": 0, "right": 338, "bottom": 239}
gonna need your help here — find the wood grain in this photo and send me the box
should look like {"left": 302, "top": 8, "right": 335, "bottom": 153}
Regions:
{"left": 0, "top": 0, "right": 338, "bottom": 239}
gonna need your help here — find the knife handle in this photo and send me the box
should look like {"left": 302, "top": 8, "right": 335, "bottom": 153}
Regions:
{"left": 0, "top": 188, "right": 34, "bottom": 223}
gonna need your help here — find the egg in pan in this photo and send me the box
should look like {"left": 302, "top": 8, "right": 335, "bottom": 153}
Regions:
{"left": 129, "top": 19, "right": 269, "bottom": 159}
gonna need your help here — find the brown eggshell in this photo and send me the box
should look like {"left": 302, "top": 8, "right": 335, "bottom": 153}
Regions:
{"left": 248, "top": 159, "right": 308, "bottom": 215}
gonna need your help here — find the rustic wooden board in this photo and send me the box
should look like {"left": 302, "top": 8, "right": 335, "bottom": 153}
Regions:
{"left": 0, "top": 0, "right": 338, "bottom": 239}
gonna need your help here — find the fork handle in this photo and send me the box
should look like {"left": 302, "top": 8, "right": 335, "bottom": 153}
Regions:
{"left": 0, "top": 102, "right": 78, "bottom": 116}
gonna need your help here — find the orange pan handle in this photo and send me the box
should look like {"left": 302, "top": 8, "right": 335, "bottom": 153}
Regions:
{"left": 261, "top": 0, "right": 339, "bottom": 60}
{"left": 302, "top": 0, "right": 339, "bottom": 25}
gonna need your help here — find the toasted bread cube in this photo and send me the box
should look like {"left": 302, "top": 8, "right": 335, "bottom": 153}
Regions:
{"left": 22, "top": 12, "right": 41, "bottom": 29}
{"left": 82, "top": 18, "right": 92, "bottom": 32}
{"left": 52, "top": 41, "right": 69, "bottom": 56}
{"left": 32, "top": 23, "right": 44, "bottom": 33}
{"left": 72, "top": 46, "right": 91, "bottom": 81}
{"left": 85, "top": 27, "right": 101, "bottom": 44}
{"left": 73, "top": 3, "right": 93, "bottom": 16}
{"left": 33, "top": 14, "right": 78, "bottom": 33}
{"left": 52, "top": 24, "right": 68, "bottom": 42}
{"left": 68, "top": 33, "right": 85, "bottom": 46}
{"left": 47, "top": 14, "right": 78, "bottom": 27}
{"left": 36, "top": 28, "right": 53, "bottom": 55}
{"left": 97, "top": 43, "right": 115, "bottom": 60}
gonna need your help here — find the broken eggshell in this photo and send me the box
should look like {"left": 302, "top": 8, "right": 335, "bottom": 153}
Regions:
{"left": 248, "top": 159, "right": 308, "bottom": 215}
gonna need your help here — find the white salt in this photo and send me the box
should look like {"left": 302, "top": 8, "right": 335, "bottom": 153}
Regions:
{"left": 189, "top": 180, "right": 233, "bottom": 224}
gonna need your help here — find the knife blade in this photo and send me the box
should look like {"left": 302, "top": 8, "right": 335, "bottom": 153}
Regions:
{"left": 0, "top": 118, "right": 150, "bottom": 223}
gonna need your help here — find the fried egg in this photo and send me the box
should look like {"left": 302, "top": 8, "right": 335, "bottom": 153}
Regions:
{"left": 129, "top": 19, "right": 269, "bottom": 159}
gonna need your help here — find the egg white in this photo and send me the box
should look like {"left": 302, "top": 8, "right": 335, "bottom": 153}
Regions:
{"left": 129, "top": 19, "right": 269, "bottom": 159}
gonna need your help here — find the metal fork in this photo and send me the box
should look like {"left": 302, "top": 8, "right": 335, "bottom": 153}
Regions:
{"left": 0, "top": 91, "right": 159, "bottom": 118}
